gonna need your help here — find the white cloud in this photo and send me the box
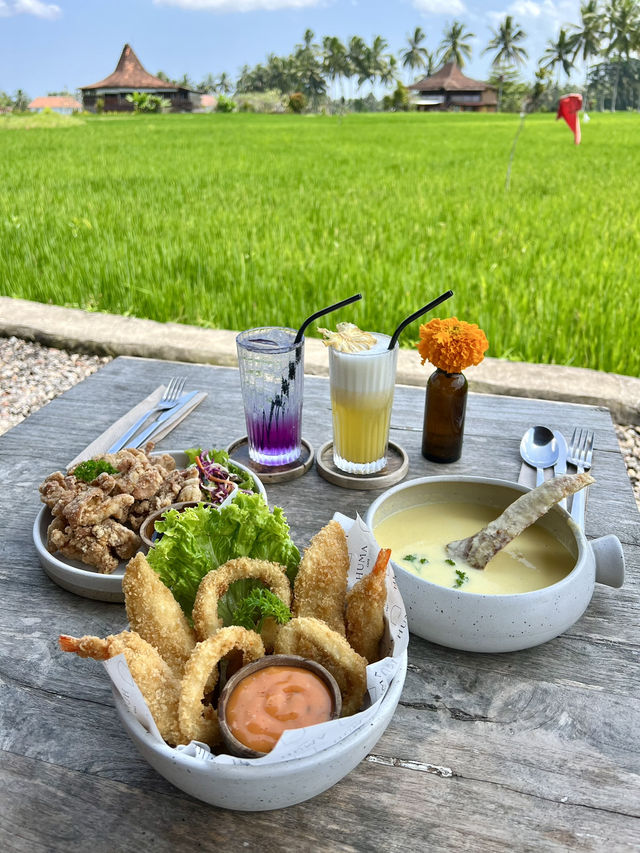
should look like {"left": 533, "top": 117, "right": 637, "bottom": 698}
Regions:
{"left": 0, "top": 0, "right": 62, "bottom": 17}
{"left": 487, "top": 0, "right": 579, "bottom": 28}
{"left": 154, "top": 0, "right": 322, "bottom": 11}
{"left": 412, "top": 0, "right": 467, "bottom": 13}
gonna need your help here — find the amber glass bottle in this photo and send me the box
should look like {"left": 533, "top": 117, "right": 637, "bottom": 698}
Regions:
{"left": 421, "top": 368, "right": 468, "bottom": 463}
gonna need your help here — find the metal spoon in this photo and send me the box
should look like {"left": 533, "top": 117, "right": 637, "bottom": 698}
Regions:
{"left": 520, "top": 426, "right": 560, "bottom": 487}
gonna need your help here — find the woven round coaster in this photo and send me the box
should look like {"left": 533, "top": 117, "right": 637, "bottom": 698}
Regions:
{"left": 316, "top": 440, "right": 409, "bottom": 490}
{"left": 226, "top": 436, "right": 315, "bottom": 484}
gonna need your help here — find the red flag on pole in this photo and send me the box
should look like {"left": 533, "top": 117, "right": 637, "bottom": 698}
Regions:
{"left": 557, "top": 94, "right": 583, "bottom": 144}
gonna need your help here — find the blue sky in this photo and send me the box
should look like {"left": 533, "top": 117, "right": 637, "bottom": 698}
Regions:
{"left": 1, "top": 0, "right": 583, "bottom": 96}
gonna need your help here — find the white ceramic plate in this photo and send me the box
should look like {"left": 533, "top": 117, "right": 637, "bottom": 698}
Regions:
{"left": 33, "top": 451, "right": 267, "bottom": 602}
{"left": 113, "top": 650, "right": 407, "bottom": 811}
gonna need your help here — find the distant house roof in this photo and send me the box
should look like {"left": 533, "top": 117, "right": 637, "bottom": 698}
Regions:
{"left": 409, "top": 62, "right": 496, "bottom": 94}
{"left": 29, "top": 96, "right": 82, "bottom": 110}
{"left": 81, "top": 44, "right": 179, "bottom": 91}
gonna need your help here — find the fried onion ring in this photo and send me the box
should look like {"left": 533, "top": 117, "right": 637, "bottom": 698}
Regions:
{"left": 192, "top": 557, "right": 291, "bottom": 642}
{"left": 274, "top": 616, "right": 367, "bottom": 717}
{"left": 178, "top": 626, "right": 265, "bottom": 746}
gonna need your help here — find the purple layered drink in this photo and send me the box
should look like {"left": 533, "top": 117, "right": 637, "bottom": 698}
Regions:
{"left": 236, "top": 327, "right": 304, "bottom": 467}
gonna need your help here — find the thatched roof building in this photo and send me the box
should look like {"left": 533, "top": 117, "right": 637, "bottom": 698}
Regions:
{"left": 409, "top": 62, "right": 497, "bottom": 112}
{"left": 80, "top": 44, "right": 200, "bottom": 113}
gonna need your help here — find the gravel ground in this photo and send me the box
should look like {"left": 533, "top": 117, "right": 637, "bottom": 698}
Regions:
{"left": 1, "top": 336, "right": 639, "bottom": 509}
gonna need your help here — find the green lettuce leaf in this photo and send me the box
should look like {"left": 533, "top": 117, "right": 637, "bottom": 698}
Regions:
{"left": 147, "top": 493, "right": 299, "bottom": 618}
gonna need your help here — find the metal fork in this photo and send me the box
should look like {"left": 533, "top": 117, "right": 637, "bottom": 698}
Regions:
{"left": 566, "top": 427, "right": 594, "bottom": 528}
{"left": 107, "top": 376, "right": 186, "bottom": 453}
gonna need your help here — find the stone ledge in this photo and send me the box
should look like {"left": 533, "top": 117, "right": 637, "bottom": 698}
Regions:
{"left": 2, "top": 296, "right": 638, "bottom": 424}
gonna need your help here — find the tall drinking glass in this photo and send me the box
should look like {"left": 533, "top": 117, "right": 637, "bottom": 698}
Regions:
{"left": 236, "top": 327, "right": 304, "bottom": 467}
{"left": 328, "top": 333, "right": 398, "bottom": 474}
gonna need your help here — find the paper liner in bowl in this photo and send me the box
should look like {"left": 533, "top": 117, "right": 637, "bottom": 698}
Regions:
{"left": 103, "top": 513, "right": 409, "bottom": 807}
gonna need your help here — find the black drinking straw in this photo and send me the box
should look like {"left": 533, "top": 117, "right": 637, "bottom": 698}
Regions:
{"left": 294, "top": 292, "right": 362, "bottom": 344}
{"left": 387, "top": 290, "right": 454, "bottom": 350}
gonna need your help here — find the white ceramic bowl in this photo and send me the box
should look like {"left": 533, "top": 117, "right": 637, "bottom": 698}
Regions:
{"left": 33, "top": 452, "right": 267, "bottom": 602}
{"left": 365, "top": 476, "right": 624, "bottom": 653}
{"left": 113, "top": 650, "right": 407, "bottom": 811}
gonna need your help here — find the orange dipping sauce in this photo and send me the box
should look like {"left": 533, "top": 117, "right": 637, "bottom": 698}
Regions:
{"left": 225, "top": 665, "right": 334, "bottom": 753}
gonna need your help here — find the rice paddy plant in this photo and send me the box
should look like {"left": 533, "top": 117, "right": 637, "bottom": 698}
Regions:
{"left": 0, "top": 111, "right": 638, "bottom": 376}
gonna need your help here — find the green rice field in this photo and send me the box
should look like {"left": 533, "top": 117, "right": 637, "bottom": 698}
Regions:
{"left": 1, "top": 111, "right": 638, "bottom": 376}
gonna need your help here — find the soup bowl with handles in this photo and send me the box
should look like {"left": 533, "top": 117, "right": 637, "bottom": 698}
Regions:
{"left": 365, "top": 476, "right": 625, "bottom": 654}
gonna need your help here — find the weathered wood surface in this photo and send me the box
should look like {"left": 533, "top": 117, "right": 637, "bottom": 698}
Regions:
{"left": 1, "top": 356, "right": 638, "bottom": 853}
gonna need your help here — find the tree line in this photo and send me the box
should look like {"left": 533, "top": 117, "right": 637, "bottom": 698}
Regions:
{"left": 2, "top": 1, "right": 638, "bottom": 114}
{"left": 165, "top": 1, "right": 639, "bottom": 112}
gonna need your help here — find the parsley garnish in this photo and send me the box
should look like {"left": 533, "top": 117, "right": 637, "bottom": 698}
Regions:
{"left": 445, "top": 558, "right": 456, "bottom": 566}
{"left": 73, "top": 459, "right": 118, "bottom": 483}
{"left": 231, "top": 588, "right": 291, "bottom": 633}
{"left": 403, "top": 554, "right": 417, "bottom": 562}
{"left": 453, "top": 570, "right": 469, "bottom": 588}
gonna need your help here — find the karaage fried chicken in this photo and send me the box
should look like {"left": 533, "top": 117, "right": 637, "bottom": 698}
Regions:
{"left": 40, "top": 444, "right": 203, "bottom": 571}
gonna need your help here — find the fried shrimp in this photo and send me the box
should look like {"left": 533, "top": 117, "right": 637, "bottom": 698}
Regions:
{"left": 59, "top": 631, "right": 184, "bottom": 746}
{"left": 178, "top": 627, "right": 265, "bottom": 746}
{"left": 192, "top": 558, "right": 292, "bottom": 642}
{"left": 274, "top": 617, "right": 367, "bottom": 717}
{"left": 345, "top": 548, "right": 390, "bottom": 664}
{"left": 292, "top": 521, "right": 349, "bottom": 635}
{"left": 123, "top": 552, "right": 196, "bottom": 676}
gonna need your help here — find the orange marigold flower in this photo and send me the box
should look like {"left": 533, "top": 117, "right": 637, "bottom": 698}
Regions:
{"left": 417, "top": 317, "right": 489, "bottom": 374}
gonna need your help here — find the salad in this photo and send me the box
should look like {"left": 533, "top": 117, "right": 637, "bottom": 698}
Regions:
{"left": 185, "top": 447, "right": 258, "bottom": 505}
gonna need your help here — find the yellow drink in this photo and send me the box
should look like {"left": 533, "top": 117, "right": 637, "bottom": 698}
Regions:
{"left": 327, "top": 332, "right": 398, "bottom": 474}
{"left": 331, "top": 389, "right": 394, "bottom": 464}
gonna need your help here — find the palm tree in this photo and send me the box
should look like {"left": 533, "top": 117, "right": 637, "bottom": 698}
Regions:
{"left": 13, "top": 89, "right": 30, "bottom": 111}
{"left": 177, "top": 73, "right": 194, "bottom": 90}
{"left": 379, "top": 55, "right": 399, "bottom": 89}
{"left": 570, "top": 1, "right": 604, "bottom": 109}
{"left": 348, "top": 35, "right": 368, "bottom": 96}
{"left": 217, "top": 72, "right": 232, "bottom": 95}
{"left": 369, "top": 35, "right": 390, "bottom": 90}
{"left": 197, "top": 73, "right": 217, "bottom": 94}
{"left": 483, "top": 16, "right": 528, "bottom": 111}
{"left": 605, "top": 0, "right": 640, "bottom": 110}
{"left": 542, "top": 28, "right": 577, "bottom": 84}
{"left": 323, "top": 35, "right": 349, "bottom": 101}
{"left": 236, "top": 65, "right": 251, "bottom": 93}
{"left": 437, "top": 21, "right": 475, "bottom": 68}
{"left": 400, "top": 26, "right": 430, "bottom": 82}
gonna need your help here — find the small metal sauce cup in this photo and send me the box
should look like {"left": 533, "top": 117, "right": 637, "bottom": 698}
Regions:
{"left": 217, "top": 654, "right": 342, "bottom": 759}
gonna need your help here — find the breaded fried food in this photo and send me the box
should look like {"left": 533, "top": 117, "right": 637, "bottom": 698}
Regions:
{"left": 292, "top": 520, "right": 349, "bottom": 636}
{"left": 123, "top": 552, "right": 196, "bottom": 676}
{"left": 192, "top": 557, "right": 292, "bottom": 643}
{"left": 345, "top": 548, "right": 390, "bottom": 664}
{"left": 62, "top": 488, "right": 134, "bottom": 526}
{"left": 47, "top": 517, "right": 140, "bottom": 574}
{"left": 179, "top": 627, "right": 265, "bottom": 746}
{"left": 274, "top": 616, "right": 367, "bottom": 717}
{"left": 448, "top": 471, "right": 595, "bottom": 570}
{"left": 59, "top": 631, "right": 185, "bottom": 746}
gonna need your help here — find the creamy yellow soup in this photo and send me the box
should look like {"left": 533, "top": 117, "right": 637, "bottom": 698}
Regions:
{"left": 374, "top": 502, "right": 575, "bottom": 594}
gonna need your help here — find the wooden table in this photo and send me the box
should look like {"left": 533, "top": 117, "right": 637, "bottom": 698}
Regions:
{"left": 2, "top": 356, "right": 639, "bottom": 852}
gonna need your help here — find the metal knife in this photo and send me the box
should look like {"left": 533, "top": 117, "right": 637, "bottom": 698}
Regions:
{"left": 132, "top": 391, "right": 200, "bottom": 448}
{"left": 553, "top": 429, "right": 569, "bottom": 509}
